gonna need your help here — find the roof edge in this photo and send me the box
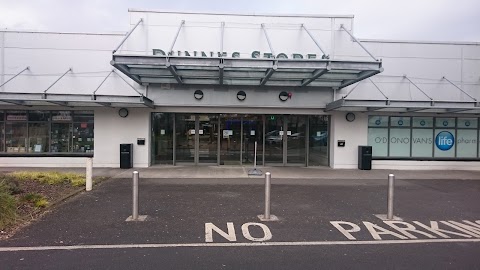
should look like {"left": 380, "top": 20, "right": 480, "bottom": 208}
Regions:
{"left": 0, "top": 28, "right": 126, "bottom": 36}
{"left": 127, "top": 8, "right": 355, "bottom": 19}
{"left": 359, "top": 38, "right": 480, "bottom": 46}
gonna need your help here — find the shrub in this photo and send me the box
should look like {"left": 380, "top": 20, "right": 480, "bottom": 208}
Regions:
{"left": 21, "top": 193, "right": 49, "bottom": 208}
{"left": 0, "top": 176, "right": 22, "bottom": 195}
{"left": 8, "top": 171, "right": 85, "bottom": 187}
{"left": 0, "top": 191, "right": 17, "bottom": 230}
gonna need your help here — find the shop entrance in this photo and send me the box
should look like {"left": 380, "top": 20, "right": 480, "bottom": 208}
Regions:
{"left": 152, "top": 113, "right": 328, "bottom": 167}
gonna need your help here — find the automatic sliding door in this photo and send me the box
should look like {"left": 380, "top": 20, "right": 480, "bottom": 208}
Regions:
{"left": 175, "top": 114, "right": 195, "bottom": 163}
{"left": 265, "top": 115, "right": 283, "bottom": 165}
{"left": 287, "top": 115, "right": 306, "bottom": 165}
{"left": 220, "top": 114, "right": 242, "bottom": 165}
{"left": 243, "top": 115, "right": 263, "bottom": 165}
{"left": 198, "top": 114, "right": 218, "bottom": 164}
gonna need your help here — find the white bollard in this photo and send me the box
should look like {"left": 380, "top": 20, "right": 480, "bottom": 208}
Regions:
{"left": 86, "top": 157, "right": 93, "bottom": 191}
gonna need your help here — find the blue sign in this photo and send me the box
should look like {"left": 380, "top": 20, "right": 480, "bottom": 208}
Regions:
{"left": 435, "top": 131, "right": 454, "bottom": 151}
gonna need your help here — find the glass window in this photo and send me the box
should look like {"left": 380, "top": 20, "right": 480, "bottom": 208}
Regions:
{"left": 368, "top": 128, "right": 388, "bottom": 157}
{"left": 51, "top": 123, "right": 72, "bottom": 152}
{"left": 6, "top": 111, "right": 27, "bottom": 121}
{"left": 435, "top": 118, "right": 455, "bottom": 128}
{"left": 28, "top": 123, "right": 49, "bottom": 152}
{"left": 29, "top": 111, "right": 50, "bottom": 121}
{"left": 73, "top": 122, "right": 94, "bottom": 153}
{"left": 0, "top": 111, "right": 4, "bottom": 121}
{"left": 52, "top": 111, "right": 72, "bottom": 122}
{"left": 389, "top": 128, "right": 411, "bottom": 157}
{"left": 390, "top": 117, "right": 411, "bottom": 127}
{"left": 368, "top": 116, "right": 388, "bottom": 127}
{"left": 457, "top": 118, "right": 477, "bottom": 129}
{"left": 0, "top": 122, "right": 5, "bottom": 152}
{"left": 5, "top": 122, "right": 28, "bottom": 152}
{"left": 456, "top": 130, "right": 478, "bottom": 158}
{"left": 73, "top": 111, "right": 94, "bottom": 123}
{"left": 412, "top": 117, "right": 433, "bottom": 128}
{"left": 411, "top": 129, "right": 433, "bottom": 157}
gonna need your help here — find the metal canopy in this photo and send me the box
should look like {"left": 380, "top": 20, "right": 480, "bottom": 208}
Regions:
{"left": 325, "top": 99, "right": 480, "bottom": 114}
{"left": 111, "top": 54, "right": 383, "bottom": 88}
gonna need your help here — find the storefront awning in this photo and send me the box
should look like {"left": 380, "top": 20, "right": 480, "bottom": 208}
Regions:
{"left": 0, "top": 92, "right": 154, "bottom": 108}
{"left": 325, "top": 99, "right": 480, "bottom": 114}
{"left": 111, "top": 55, "right": 383, "bottom": 88}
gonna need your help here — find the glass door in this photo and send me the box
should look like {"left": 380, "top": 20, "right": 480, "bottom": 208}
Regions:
{"left": 175, "top": 114, "right": 195, "bottom": 163}
{"left": 220, "top": 114, "right": 242, "bottom": 165}
{"left": 287, "top": 115, "right": 307, "bottom": 165}
{"left": 309, "top": 115, "right": 329, "bottom": 166}
{"left": 152, "top": 113, "right": 174, "bottom": 164}
{"left": 243, "top": 115, "right": 263, "bottom": 165}
{"left": 198, "top": 114, "right": 219, "bottom": 164}
{"left": 265, "top": 115, "right": 284, "bottom": 165}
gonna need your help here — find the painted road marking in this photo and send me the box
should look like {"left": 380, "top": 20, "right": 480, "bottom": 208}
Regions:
{"left": 1, "top": 238, "right": 480, "bottom": 252}
{"left": 205, "top": 222, "right": 272, "bottom": 243}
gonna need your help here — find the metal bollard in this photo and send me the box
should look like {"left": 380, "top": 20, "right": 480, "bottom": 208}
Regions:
{"left": 264, "top": 172, "right": 271, "bottom": 220}
{"left": 132, "top": 171, "right": 139, "bottom": 220}
{"left": 86, "top": 157, "right": 93, "bottom": 191}
{"left": 387, "top": 174, "right": 395, "bottom": 220}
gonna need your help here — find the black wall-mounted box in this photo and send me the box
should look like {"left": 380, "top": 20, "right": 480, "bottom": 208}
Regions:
{"left": 337, "top": 140, "right": 345, "bottom": 147}
{"left": 137, "top": 138, "right": 145, "bottom": 145}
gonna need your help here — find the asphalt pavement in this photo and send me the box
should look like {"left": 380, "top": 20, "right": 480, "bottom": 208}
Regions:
{"left": 0, "top": 173, "right": 479, "bottom": 269}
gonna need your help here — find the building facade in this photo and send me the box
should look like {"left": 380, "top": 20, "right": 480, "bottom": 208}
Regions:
{"left": 0, "top": 9, "right": 479, "bottom": 170}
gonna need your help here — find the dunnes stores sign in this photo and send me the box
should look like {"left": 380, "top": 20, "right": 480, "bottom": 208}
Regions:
{"left": 153, "top": 49, "right": 328, "bottom": 59}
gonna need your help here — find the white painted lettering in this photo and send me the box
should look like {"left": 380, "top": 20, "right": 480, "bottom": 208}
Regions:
{"left": 412, "top": 221, "right": 471, "bottom": 238}
{"left": 363, "top": 222, "right": 408, "bottom": 240}
{"left": 330, "top": 221, "right": 361, "bottom": 240}
{"left": 205, "top": 222, "right": 237, "bottom": 243}
{"left": 241, "top": 223, "right": 272, "bottom": 242}
{"left": 441, "top": 221, "right": 480, "bottom": 237}
{"left": 383, "top": 221, "right": 436, "bottom": 239}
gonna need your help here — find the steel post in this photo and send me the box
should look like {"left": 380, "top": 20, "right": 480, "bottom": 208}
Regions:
{"left": 387, "top": 174, "right": 395, "bottom": 220}
{"left": 132, "top": 171, "right": 139, "bottom": 220}
{"left": 264, "top": 172, "right": 271, "bottom": 220}
{"left": 86, "top": 158, "right": 93, "bottom": 191}
{"left": 254, "top": 141, "right": 257, "bottom": 168}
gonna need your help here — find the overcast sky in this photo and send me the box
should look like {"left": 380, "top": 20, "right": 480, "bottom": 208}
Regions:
{"left": 0, "top": 0, "right": 479, "bottom": 42}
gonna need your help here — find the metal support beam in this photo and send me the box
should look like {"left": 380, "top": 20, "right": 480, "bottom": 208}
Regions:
{"left": 114, "top": 69, "right": 144, "bottom": 96}
{"left": 367, "top": 107, "right": 386, "bottom": 111}
{"left": 111, "top": 62, "right": 142, "bottom": 85}
{"left": 168, "top": 20, "right": 185, "bottom": 58}
{"left": 261, "top": 24, "right": 276, "bottom": 58}
{"left": 260, "top": 64, "right": 278, "bottom": 86}
{"left": 95, "top": 102, "right": 112, "bottom": 107}
{"left": 405, "top": 108, "right": 429, "bottom": 113}
{"left": 368, "top": 78, "right": 389, "bottom": 100}
{"left": 0, "top": 67, "right": 29, "bottom": 89}
{"left": 44, "top": 68, "right": 72, "bottom": 93}
{"left": 338, "top": 69, "right": 382, "bottom": 89}
{"left": 45, "top": 100, "right": 71, "bottom": 107}
{"left": 301, "top": 65, "right": 331, "bottom": 86}
{"left": 113, "top": 18, "right": 143, "bottom": 54}
{"left": 302, "top": 24, "right": 328, "bottom": 58}
{"left": 442, "top": 77, "right": 477, "bottom": 101}
{"left": 403, "top": 76, "right": 434, "bottom": 101}
{"left": 340, "top": 24, "right": 378, "bottom": 61}
{"left": 220, "top": 22, "right": 225, "bottom": 57}
{"left": 140, "top": 95, "right": 155, "bottom": 109}
{"left": 93, "top": 70, "right": 114, "bottom": 95}
{"left": 439, "top": 108, "right": 473, "bottom": 114}
{"left": 166, "top": 62, "right": 183, "bottom": 84}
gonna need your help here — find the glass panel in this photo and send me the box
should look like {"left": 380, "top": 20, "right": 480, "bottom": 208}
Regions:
{"left": 368, "top": 128, "right": 388, "bottom": 157}
{"left": 51, "top": 123, "right": 72, "bottom": 152}
{"left": 220, "top": 114, "right": 242, "bottom": 165}
{"left": 412, "top": 129, "right": 433, "bottom": 157}
{"left": 456, "top": 130, "right": 478, "bottom": 158}
{"left": 52, "top": 111, "right": 72, "bottom": 122}
{"left": 0, "top": 111, "right": 4, "bottom": 121}
{"left": 287, "top": 115, "right": 306, "bottom": 164}
{"left": 389, "top": 128, "right": 411, "bottom": 157}
{"left": 175, "top": 114, "right": 195, "bottom": 163}
{"left": 6, "top": 111, "right": 27, "bottom": 121}
{"left": 28, "top": 111, "right": 50, "bottom": 121}
{"left": 28, "top": 123, "right": 49, "bottom": 153}
{"left": 309, "top": 115, "right": 329, "bottom": 166}
{"left": 73, "top": 122, "right": 94, "bottom": 153}
{"left": 435, "top": 118, "right": 455, "bottom": 128}
{"left": 434, "top": 129, "right": 455, "bottom": 157}
{"left": 0, "top": 122, "right": 4, "bottom": 152}
{"left": 199, "top": 114, "right": 218, "bottom": 163}
{"left": 265, "top": 115, "right": 283, "bottom": 164}
{"left": 243, "top": 115, "right": 263, "bottom": 165}
{"left": 152, "top": 113, "right": 173, "bottom": 164}
{"left": 390, "top": 117, "right": 411, "bottom": 127}
{"left": 368, "top": 116, "right": 388, "bottom": 127}
{"left": 412, "top": 117, "right": 433, "bottom": 128}
{"left": 5, "top": 122, "right": 27, "bottom": 152}
{"left": 73, "top": 111, "right": 94, "bottom": 123}
{"left": 457, "top": 118, "right": 477, "bottom": 129}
